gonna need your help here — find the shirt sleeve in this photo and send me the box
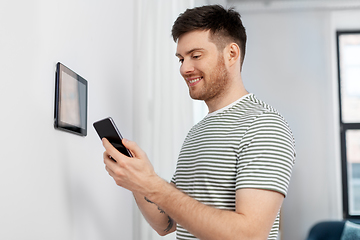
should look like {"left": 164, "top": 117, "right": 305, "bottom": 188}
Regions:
{"left": 236, "top": 111, "right": 296, "bottom": 197}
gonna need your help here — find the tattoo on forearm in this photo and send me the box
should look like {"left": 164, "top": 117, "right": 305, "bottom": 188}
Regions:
{"left": 158, "top": 207, "right": 165, "bottom": 214}
{"left": 164, "top": 216, "right": 174, "bottom": 232}
{"left": 144, "top": 197, "right": 174, "bottom": 232}
{"left": 144, "top": 197, "right": 165, "bottom": 214}
{"left": 144, "top": 197, "right": 154, "bottom": 204}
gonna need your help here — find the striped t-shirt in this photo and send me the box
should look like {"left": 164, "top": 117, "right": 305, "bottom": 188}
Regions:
{"left": 171, "top": 93, "right": 296, "bottom": 240}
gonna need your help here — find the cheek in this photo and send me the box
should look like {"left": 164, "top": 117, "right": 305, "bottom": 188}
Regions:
{"left": 196, "top": 62, "right": 213, "bottom": 77}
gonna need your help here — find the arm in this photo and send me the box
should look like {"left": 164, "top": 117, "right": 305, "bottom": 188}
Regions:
{"left": 102, "top": 139, "right": 176, "bottom": 236}
{"left": 103, "top": 138, "right": 283, "bottom": 239}
{"left": 146, "top": 179, "right": 283, "bottom": 240}
{"left": 133, "top": 191, "right": 176, "bottom": 235}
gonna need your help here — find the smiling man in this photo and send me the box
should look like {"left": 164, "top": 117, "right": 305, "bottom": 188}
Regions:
{"left": 102, "top": 5, "right": 296, "bottom": 240}
{"left": 175, "top": 29, "right": 247, "bottom": 112}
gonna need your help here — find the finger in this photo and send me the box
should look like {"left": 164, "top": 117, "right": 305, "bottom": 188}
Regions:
{"left": 102, "top": 138, "right": 116, "bottom": 153}
{"left": 105, "top": 165, "right": 115, "bottom": 177}
{"left": 103, "top": 151, "right": 114, "bottom": 162}
{"left": 121, "top": 138, "right": 147, "bottom": 159}
{"left": 102, "top": 138, "right": 127, "bottom": 162}
{"left": 105, "top": 165, "right": 124, "bottom": 187}
{"left": 103, "top": 151, "right": 117, "bottom": 165}
{"left": 103, "top": 153, "right": 125, "bottom": 183}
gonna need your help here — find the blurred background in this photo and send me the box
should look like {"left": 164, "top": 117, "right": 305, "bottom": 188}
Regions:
{"left": 1, "top": 0, "right": 360, "bottom": 239}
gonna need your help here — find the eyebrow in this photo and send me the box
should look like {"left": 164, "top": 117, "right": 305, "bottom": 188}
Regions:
{"left": 175, "top": 48, "right": 205, "bottom": 58}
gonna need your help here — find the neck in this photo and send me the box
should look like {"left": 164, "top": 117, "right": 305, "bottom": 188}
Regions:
{"left": 205, "top": 76, "right": 248, "bottom": 113}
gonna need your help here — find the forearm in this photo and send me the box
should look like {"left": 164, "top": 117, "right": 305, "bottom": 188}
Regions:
{"left": 148, "top": 180, "right": 269, "bottom": 240}
{"left": 133, "top": 192, "right": 176, "bottom": 236}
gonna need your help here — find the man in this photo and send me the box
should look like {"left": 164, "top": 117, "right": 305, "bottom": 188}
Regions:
{"left": 102, "top": 5, "right": 295, "bottom": 240}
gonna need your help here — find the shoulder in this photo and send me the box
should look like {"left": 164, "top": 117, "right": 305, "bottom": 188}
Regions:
{"left": 240, "top": 95, "right": 293, "bottom": 136}
{"left": 238, "top": 95, "right": 296, "bottom": 160}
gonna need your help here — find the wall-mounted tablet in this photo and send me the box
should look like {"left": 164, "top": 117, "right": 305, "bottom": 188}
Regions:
{"left": 54, "top": 62, "right": 88, "bottom": 136}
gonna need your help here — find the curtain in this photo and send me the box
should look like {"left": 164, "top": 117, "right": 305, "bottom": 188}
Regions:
{"left": 132, "top": 0, "right": 195, "bottom": 239}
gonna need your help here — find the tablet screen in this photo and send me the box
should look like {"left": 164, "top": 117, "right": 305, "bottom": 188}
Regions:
{"left": 54, "top": 62, "right": 88, "bottom": 136}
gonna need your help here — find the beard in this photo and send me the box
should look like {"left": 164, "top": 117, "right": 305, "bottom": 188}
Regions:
{"left": 188, "top": 55, "right": 229, "bottom": 102}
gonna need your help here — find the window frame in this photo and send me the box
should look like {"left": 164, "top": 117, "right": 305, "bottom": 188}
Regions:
{"left": 336, "top": 30, "right": 360, "bottom": 220}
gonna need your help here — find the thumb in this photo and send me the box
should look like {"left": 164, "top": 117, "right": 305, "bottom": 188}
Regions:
{"left": 122, "top": 139, "right": 146, "bottom": 159}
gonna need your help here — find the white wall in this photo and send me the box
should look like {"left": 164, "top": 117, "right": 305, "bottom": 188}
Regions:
{"left": 0, "top": 0, "right": 134, "bottom": 239}
{"left": 229, "top": 2, "right": 360, "bottom": 239}
{"left": 2, "top": 1, "right": 359, "bottom": 239}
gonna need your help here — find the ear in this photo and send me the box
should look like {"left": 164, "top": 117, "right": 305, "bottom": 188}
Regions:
{"left": 226, "top": 43, "right": 240, "bottom": 67}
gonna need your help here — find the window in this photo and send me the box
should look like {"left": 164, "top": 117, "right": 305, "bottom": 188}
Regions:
{"left": 337, "top": 31, "right": 360, "bottom": 219}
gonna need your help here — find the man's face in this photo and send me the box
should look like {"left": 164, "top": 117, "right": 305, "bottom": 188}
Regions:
{"left": 176, "top": 30, "right": 229, "bottom": 102}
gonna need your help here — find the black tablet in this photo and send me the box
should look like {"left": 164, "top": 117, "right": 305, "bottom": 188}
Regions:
{"left": 54, "top": 62, "right": 88, "bottom": 136}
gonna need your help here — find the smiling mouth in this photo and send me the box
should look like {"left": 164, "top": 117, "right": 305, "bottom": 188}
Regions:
{"left": 187, "top": 77, "right": 203, "bottom": 86}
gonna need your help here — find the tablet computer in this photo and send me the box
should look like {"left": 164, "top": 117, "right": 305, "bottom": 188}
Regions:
{"left": 54, "top": 62, "right": 88, "bottom": 136}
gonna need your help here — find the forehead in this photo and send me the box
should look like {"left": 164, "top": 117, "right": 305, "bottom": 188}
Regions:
{"left": 176, "top": 30, "right": 218, "bottom": 56}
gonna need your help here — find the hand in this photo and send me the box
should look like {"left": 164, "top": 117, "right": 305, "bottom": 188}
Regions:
{"left": 102, "top": 138, "right": 161, "bottom": 196}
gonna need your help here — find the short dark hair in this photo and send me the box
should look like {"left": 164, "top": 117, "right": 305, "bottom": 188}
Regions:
{"left": 172, "top": 5, "right": 247, "bottom": 67}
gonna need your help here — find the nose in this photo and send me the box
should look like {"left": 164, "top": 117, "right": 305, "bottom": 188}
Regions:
{"left": 180, "top": 59, "right": 195, "bottom": 76}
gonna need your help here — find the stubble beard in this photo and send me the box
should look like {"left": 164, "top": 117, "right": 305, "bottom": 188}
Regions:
{"left": 189, "top": 55, "right": 229, "bottom": 103}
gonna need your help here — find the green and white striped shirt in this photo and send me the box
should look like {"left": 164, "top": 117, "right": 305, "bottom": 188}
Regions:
{"left": 171, "top": 93, "right": 296, "bottom": 240}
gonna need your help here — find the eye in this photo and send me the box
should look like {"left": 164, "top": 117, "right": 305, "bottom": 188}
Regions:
{"left": 193, "top": 55, "right": 201, "bottom": 59}
{"left": 179, "top": 58, "right": 184, "bottom": 64}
